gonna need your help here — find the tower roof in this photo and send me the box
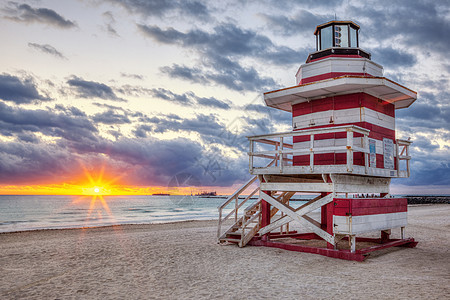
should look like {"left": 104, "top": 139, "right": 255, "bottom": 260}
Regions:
{"left": 314, "top": 20, "right": 360, "bottom": 35}
{"left": 264, "top": 76, "right": 417, "bottom": 112}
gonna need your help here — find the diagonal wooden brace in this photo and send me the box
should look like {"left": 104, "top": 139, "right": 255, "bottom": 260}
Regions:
{"left": 259, "top": 192, "right": 335, "bottom": 245}
{"left": 259, "top": 194, "right": 332, "bottom": 235}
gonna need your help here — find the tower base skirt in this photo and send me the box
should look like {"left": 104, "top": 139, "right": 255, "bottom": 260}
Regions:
{"left": 248, "top": 236, "right": 418, "bottom": 261}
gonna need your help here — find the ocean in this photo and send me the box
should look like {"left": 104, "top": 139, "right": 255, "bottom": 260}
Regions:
{"left": 0, "top": 195, "right": 312, "bottom": 233}
{"left": 0, "top": 195, "right": 233, "bottom": 233}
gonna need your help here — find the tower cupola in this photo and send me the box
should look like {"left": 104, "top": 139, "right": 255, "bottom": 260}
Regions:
{"left": 307, "top": 20, "right": 370, "bottom": 63}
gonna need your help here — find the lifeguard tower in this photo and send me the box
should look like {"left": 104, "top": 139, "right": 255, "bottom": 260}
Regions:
{"left": 218, "top": 20, "right": 418, "bottom": 261}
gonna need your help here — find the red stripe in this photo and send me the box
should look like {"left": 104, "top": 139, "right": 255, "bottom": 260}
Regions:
{"left": 292, "top": 93, "right": 395, "bottom": 117}
{"left": 308, "top": 54, "right": 366, "bottom": 63}
{"left": 293, "top": 122, "right": 395, "bottom": 142}
{"left": 300, "top": 72, "right": 371, "bottom": 84}
{"left": 333, "top": 198, "right": 407, "bottom": 216}
{"left": 293, "top": 153, "right": 366, "bottom": 166}
{"left": 293, "top": 153, "right": 396, "bottom": 169}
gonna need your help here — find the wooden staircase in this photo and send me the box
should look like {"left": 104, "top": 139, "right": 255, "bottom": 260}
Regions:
{"left": 218, "top": 200, "right": 261, "bottom": 247}
{"left": 218, "top": 188, "right": 295, "bottom": 247}
{"left": 217, "top": 160, "right": 279, "bottom": 247}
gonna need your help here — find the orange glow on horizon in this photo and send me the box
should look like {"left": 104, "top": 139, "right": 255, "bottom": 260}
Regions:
{"left": 0, "top": 161, "right": 241, "bottom": 196}
{"left": 0, "top": 183, "right": 238, "bottom": 196}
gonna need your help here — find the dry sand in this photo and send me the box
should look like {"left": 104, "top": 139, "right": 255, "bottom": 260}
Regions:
{"left": 1, "top": 204, "right": 449, "bottom": 299}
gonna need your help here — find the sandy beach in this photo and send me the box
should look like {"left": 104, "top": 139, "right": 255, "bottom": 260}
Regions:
{"left": 1, "top": 204, "right": 449, "bottom": 299}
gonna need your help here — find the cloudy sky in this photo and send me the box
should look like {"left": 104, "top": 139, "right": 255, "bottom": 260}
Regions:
{"left": 0, "top": 0, "right": 449, "bottom": 195}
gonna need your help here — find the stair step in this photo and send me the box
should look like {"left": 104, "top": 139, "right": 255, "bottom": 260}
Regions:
{"left": 228, "top": 230, "right": 252, "bottom": 236}
{"left": 227, "top": 231, "right": 242, "bottom": 235}
{"left": 220, "top": 237, "right": 241, "bottom": 243}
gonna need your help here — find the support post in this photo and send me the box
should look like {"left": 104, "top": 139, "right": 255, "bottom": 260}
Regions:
{"left": 320, "top": 192, "right": 334, "bottom": 249}
{"left": 326, "top": 201, "right": 334, "bottom": 249}
{"left": 346, "top": 129, "right": 353, "bottom": 172}
{"left": 364, "top": 134, "right": 369, "bottom": 174}
{"left": 279, "top": 137, "right": 284, "bottom": 173}
{"left": 310, "top": 134, "right": 314, "bottom": 172}
{"left": 261, "top": 194, "right": 271, "bottom": 241}
{"left": 381, "top": 229, "right": 391, "bottom": 244}
{"left": 406, "top": 145, "right": 410, "bottom": 177}
{"left": 249, "top": 140, "right": 254, "bottom": 172}
{"left": 350, "top": 235, "right": 356, "bottom": 253}
{"left": 396, "top": 141, "right": 400, "bottom": 177}
{"left": 320, "top": 192, "right": 328, "bottom": 231}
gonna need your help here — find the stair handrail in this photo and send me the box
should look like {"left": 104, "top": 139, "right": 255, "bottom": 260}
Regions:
{"left": 217, "top": 159, "right": 275, "bottom": 240}
{"left": 218, "top": 175, "right": 257, "bottom": 211}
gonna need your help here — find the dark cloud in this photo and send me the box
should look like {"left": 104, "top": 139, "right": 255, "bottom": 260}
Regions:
{"left": 259, "top": 10, "right": 333, "bottom": 37}
{"left": 394, "top": 136, "right": 450, "bottom": 187}
{"left": 105, "top": 137, "right": 247, "bottom": 187}
{"left": 67, "top": 76, "right": 126, "bottom": 102}
{"left": 107, "top": 0, "right": 210, "bottom": 20}
{"left": 396, "top": 92, "right": 450, "bottom": 131}
{"left": 28, "top": 43, "right": 66, "bottom": 59}
{"left": 350, "top": 0, "right": 450, "bottom": 57}
{"left": 0, "top": 141, "right": 81, "bottom": 184}
{"left": 160, "top": 60, "right": 277, "bottom": 92}
{"left": 92, "top": 102, "right": 127, "bottom": 112}
{"left": 16, "top": 132, "right": 39, "bottom": 143}
{"left": 92, "top": 110, "right": 131, "bottom": 125}
{"left": 145, "top": 87, "right": 232, "bottom": 109}
{"left": 134, "top": 124, "right": 153, "bottom": 138}
{"left": 139, "top": 23, "right": 304, "bottom": 65}
{"left": 149, "top": 88, "right": 193, "bottom": 105}
{"left": 262, "top": 0, "right": 342, "bottom": 9}
{"left": 139, "top": 23, "right": 303, "bottom": 91}
{"left": 369, "top": 47, "right": 416, "bottom": 68}
{"left": 196, "top": 96, "right": 231, "bottom": 110}
{"left": 0, "top": 102, "right": 98, "bottom": 143}
{"left": 243, "top": 103, "right": 292, "bottom": 125}
{"left": 159, "top": 64, "right": 206, "bottom": 84}
{"left": 0, "top": 73, "right": 50, "bottom": 104}
{"left": 140, "top": 114, "right": 226, "bottom": 138}
{"left": 102, "top": 11, "right": 119, "bottom": 36}
{"left": 4, "top": 3, "right": 76, "bottom": 28}
{"left": 54, "top": 104, "right": 87, "bottom": 117}
{"left": 120, "top": 72, "right": 144, "bottom": 80}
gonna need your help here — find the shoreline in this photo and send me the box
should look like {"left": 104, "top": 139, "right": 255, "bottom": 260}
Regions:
{"left": 0, "top": 219, "right": 218, "bottom": 235}
{"left": 1, "top": 201, "right": 448, "bottom": 234}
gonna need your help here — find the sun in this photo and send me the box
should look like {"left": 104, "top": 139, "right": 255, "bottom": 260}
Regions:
{"left": 82, "top": 185, "right": 109, "bottom": 196}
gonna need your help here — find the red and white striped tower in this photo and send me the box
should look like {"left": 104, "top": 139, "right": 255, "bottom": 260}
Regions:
{"left": 218, "top": 21, "right": 418, "bottom": 260}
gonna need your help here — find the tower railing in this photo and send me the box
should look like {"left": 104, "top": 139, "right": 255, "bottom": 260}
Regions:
{"left": 247, "top": 125, "right": 412, "bottom": 178}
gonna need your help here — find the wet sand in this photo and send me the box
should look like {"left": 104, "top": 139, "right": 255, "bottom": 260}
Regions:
{"left": 0, "top": 204, "right": 449, "bottom": 299}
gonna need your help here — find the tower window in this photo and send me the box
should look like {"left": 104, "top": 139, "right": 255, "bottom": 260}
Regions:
{"left": 334, "top": 25, "right": 349, "bottom": 47}
{"left": 350, "top": 27, "right": 358, "bottom": 47}
{"left": 320, "top": 26, "right": 333, "bottom": 50}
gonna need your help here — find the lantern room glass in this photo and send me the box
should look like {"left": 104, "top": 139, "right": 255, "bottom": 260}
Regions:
{"left": 334, "top": 25, "right": 349, "bottom": 47}
{"left": 320, "top": 26, "right": 332, "bottom": 50}
{"left": 317, "top": 23, "right": 359, "bottom": 50}
{"left": 350, "top": 27, "right": 357, "bottom": 47}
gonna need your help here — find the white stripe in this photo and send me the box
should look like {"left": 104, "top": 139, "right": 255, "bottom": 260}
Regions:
{"left": 334, "top": 212, "right": 407, "bottom": 234}
{"left": 296, "top": 57, "right": 383, "bottom": 84}
{"left": 293, "top": 107, "right": 395, "bottom": 131}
